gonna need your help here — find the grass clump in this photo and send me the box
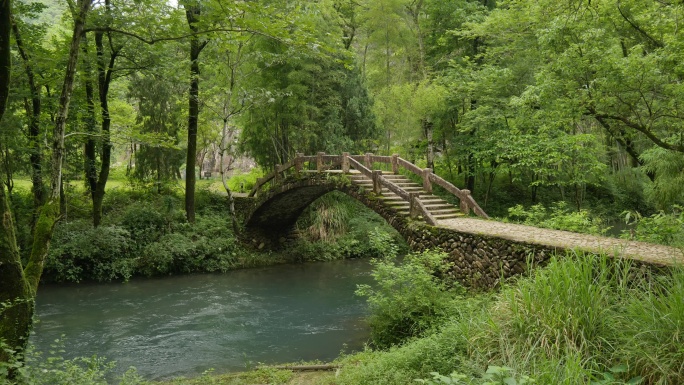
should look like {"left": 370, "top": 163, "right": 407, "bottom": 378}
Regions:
{"left": 287, "top": 191, "right": 407, "bottom": 261}
{"left": 619, "top": 268, "right": 684, "bottom": 384}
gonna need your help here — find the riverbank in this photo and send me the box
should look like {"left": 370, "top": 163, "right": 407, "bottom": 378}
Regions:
{"left": 154, "top": 367, "right": 332, "bottom": 385}
{"left": 17, "top": 189, "right": 404, "bottom": 284}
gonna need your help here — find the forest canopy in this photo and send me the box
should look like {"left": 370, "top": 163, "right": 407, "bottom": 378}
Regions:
{"left": 1, "top": 0, "right": 682, "bottom": 214}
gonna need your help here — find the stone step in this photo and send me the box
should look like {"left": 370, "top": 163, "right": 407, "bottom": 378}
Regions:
{"left": 381, "top": 195, "right": 441, "bottom": 202}
{"left": 429, "top": 208, "right": 461, "bottom": 215}
{"left": 351, "top": 178, "right": 419, "bottom": 186}
{"left": 424, "top": 204, "right": 455, "bottom": 210}
{"left": 433, "top": 213, "right": 465, "bottom": 220}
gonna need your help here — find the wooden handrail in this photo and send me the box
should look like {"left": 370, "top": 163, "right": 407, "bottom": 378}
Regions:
{"left": 429, "top": 173, "right": 489, "bottom": 219}
{"left": 347, "top": 156, "right": 373, "bottom": 178}
{"left": 396, "top": 157, "right": 423, "bottom": 176}
{"left": 348, "top": 156, "right": 434, "bottom": 223}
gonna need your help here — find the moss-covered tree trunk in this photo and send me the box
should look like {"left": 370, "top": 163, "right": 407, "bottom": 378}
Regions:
{"left": 0, "top": 0, "right": 91, "bottom": 368}
{"left": 0, "top": 187, "right": 34, "bottom": 366}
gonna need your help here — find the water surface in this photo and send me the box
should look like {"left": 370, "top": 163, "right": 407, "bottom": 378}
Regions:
{"left": 31, "top": 259, "right": 372, "bottom": 380}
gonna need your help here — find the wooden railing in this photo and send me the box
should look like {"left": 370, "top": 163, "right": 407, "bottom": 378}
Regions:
{"left": 249, "top": 152, "right": 489, "bottom": 222}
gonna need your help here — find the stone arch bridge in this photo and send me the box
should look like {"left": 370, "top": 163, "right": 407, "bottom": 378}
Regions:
{"left": 234, "top": 153, "right": 683, "bottom": 288}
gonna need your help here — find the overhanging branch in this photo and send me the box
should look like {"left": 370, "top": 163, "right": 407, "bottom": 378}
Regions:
{"left": 595, "top": 113, "right": 684, "bottom": 153}
{"left": 82, "top": 26, "right": 285, "bottom": 45}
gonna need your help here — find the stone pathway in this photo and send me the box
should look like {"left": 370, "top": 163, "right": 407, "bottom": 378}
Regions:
{"left": 438, "top": 217, "right": 684, "bottom": 267}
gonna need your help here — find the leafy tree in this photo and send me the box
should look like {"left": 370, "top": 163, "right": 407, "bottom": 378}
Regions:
{"left": 128, "top": 72, "right": 185, "bottom": 190}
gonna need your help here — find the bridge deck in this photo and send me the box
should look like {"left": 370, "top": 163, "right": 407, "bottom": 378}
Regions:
{"left": 438, "top": 217, "right": 684, "bottom": 266}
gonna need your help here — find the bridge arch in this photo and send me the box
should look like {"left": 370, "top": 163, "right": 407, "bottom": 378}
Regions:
{"left": 243, "top": 174, "right": 412, "bottom": 241}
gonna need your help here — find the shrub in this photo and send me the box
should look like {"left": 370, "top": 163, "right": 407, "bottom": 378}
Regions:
{"left": 292, "top": 191, "right": 407, "bottom": 261}
{"left": 119, "top": 201, "right": 179, "bottom": 245}
{"left": 356, "top": 250, "right": 463, "bottom": 348}
{"left": 46, "top": 220, "right": 135, "bottom": 282}
{"left": 416, "top": 366, "right": 535, "bottom": 385}
{"left": 335, "top": 310, "right": 481, "bottom": 385}
{"left": 137, "top": 214, "right": 255, "bottom": 276}
{"left": 622, "top": 207, "right": 684, "bottom": 248}
{"left": 4, "top": 342, "right": 146, "bottom": 385}
{"left": 507, "top": 202, "right": 608, "bottom": 235}
{"left": 227, "top": 167, "right": 263, "bottom": 193}
{"left": 138, "top": 233, "right": 197, "bottom": 276}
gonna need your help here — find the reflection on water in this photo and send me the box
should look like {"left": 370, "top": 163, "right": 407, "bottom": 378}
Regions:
{"left": 31, "top": 258, "right": 372, "bottom": 380}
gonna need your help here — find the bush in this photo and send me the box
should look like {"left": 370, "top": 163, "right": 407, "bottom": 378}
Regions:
{"left": 119, "top": 200, "right": 180, "bottom": 245}
{"left": 622, "top": 207, "right": 684, "bottom": 248}
{"left": 46, "top": 220, "right": 135, "bottom": 282}
{"left": 356, "top": 250, "right": 463, "bottom": 348}
{"left": 416, "top": 366, "right": 535, "bottom": 385}
{"left": 3, "top": 342, "right": 146, "bottom": 385}
{"left": 507, "top": 201, "right": 608, "bottom": 235}
{"left": 137, "top": 214, "right": 263, "bottom": 276}
{"left": 335, "top": 305, "right": 484, "bottom": 385}
{"left": 291, "top": 191, "right": 407, "bottom": 261}
{"left": 227, "top": 167, "right": 263, "bottom": 193}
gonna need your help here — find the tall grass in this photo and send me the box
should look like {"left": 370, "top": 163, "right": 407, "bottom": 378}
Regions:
{"left": 298, "top": 192, "right": 354, "bottom": 242}
{"left": 339, "top": 252, "right": 684, "bottom": 385}
{"left": 619, "top": 267, "right": 684, "bottom": 384}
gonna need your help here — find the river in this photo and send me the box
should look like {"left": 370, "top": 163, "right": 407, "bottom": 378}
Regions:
{"left": 30, "top": 258, "right": 373, "bottom": 381}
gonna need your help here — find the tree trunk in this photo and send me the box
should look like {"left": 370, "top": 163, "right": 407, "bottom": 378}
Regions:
{"left": 0, "top": 185, "right": 33, "bottom": 369}
{"left": 0, "top": 0, "right": 90, "bottom": 368}
{"left": 0, "top": 0, "right": 10, "bottom": 121}
{"left": 184, "top": 3, "right": 205, "bottom": 224}
{"left": 466, "top": 153, "right": 475, "bottom": 193}
{"left": 423, "top": 119, "right": 434, "bottom": 169}
{"left": 81, "top": 34, "right": 98, "bottom": 197}
{"left": 91, "top": 31, "right": 116, "bottom": 227}
{"left": 12, "top": 22, "right": 44, "bottom": 209}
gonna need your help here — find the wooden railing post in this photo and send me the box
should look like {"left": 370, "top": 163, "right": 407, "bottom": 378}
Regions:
{"left": 317, "top": 152, "right": 325, "bottom": 172}
{"left": 372, "top": 170, "right": 382, "bottom": 195}
{"left": 342, "top": 152, "right": 350, "bottom": 173}
{"left": 294, "top": 153, "right": 304, "bottom": 176}
{"left": 391, "top": 154, "right": 399, "bottom": 174}
{"left": 460, "top": 189, "right": 472, "bottom": 215}
{"left": 422, "top": 168, "right": 433, "bottom": 194}
{"left": 409, "top": 192, "right": 420, "bottom": 219}
{"left": 364, "top": 153, "right": 372, "bottom": 169}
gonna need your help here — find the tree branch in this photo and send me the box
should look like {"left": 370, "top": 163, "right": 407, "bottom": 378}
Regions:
{"left": 616, "top": 1, "right": 664, "bottom": 49}
{"left": 595, "top": 113, "right": 684, "bottom": 153}
{"left": 81, "top": 26, "right": 285, "bottom": 45}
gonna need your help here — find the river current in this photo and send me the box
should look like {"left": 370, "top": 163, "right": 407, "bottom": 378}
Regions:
{"left": 30, "top": 258, "right": 373, "bottom": 380}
